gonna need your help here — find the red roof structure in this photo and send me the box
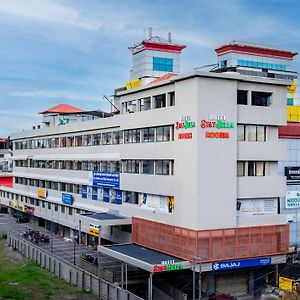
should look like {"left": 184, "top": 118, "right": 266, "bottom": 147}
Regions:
{"left": 39, "top": 104, "right": 84, "bottom": 114}
{"left": 148, "top": 73, "right": 177, "bottom": 85}
{"left": 215, "top": 41, "right": 298, "bottom": 60}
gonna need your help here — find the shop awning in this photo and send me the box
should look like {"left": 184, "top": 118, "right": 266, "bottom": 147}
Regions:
{"left": 98, "top": 243, "right": 191, "bottom": 273}
{"left": 78, "top": 212, "right": 132, "bottom": 227}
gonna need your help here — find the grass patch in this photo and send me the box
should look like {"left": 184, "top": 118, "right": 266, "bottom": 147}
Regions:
{"left": 0, "top": 238, "right": 97, "bottom": 299}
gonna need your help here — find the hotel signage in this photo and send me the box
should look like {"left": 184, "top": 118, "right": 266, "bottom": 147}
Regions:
{"left": 176, "top": 115, "right": 195, "bottom": 140}
{"left": 202, "top": 114, "right": 234, "bottom": 139}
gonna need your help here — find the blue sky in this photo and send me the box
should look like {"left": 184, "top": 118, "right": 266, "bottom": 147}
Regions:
{"left": 0, "top": 0, "right": 299, "bottom": 137}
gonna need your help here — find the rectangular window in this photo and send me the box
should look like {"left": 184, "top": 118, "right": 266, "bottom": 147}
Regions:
{"left": 123, "top": 100, "right": 137, "bottom": 113}
{"left": 101, "top": 161, "right": 111, "bottom": 172}
{"left": 248, "top": 161, "right": 265, "bottom": 176}
{"left": 54, "top": 204, "right": 58, "bottom": 212}
{"left": 48, "top": 202, "right": 51, "bottom": 210}
{"left": 251, "top": 91, "right": 272, "bottom": 106}
{"left": 69, "top": 207, "right": 73, "bottom": 215}
{"left": 237, "top": 161, "right": 245, "bottom": 176}
{"left": 237, "top": 125, "right": 245, "bottom": 141}
{"left": 142, "top": 160, "right": 154, "bottom": 174}
{"left": 153, "top": 57, "right": 173, "bottom": 72}
{"left": 156, "top": 126, "right": 171, "bottom": 142}
{"left": 124, "top": 191, "right": 139, "bottom": 205}
{"left": 83, "top": 134, "right": 92, "bottom": 146}
{"left": 60, "top": 137, "right": 67, "bottom": 147}
{"left": 92, "top": 133, "right": 101, "bottom": 146}
{"left": 111, "top": 161, "right": 121, "bottom": 173}
{"left": 142, "top": 128, "right": 155, "bottom": 143}
{"left": 247, "top": 125, "right": 266, "bottom": 142}
{"left": 123, "top": 160, "right": 139, "bottom": 174}
{"left": 102, "top": 132, "right": 112, "bottom": 145}
{"left": 61, "top": 205, "right": 65, "bottom": 213}
{"left": 237, "top": 90, "right": 248, "bottom": 105}
{"left": 124, "top": 129, "right": 140, "bottom": 143}
{"left": 66, "top": 136, "right": 74, "bottom": 147}
{"left": 140, "top": 97, "right": 151, "bottom": 111}
{"left": 112, "top": 131, "right": 123, "bottom": 144}
{"left": 154, "top": 94, "right": 166, "bottom": 108}
{"left": 75, "top": 135, "right": 83, "bottom": 147}
{"left": 169, "top": 92, "right": 175, "bottom": 106}
{"left": 155, "top": 160, "right": 170, "bottom": 175}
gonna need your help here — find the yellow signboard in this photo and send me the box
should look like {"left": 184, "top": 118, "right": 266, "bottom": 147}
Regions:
{"left": 9, "top": 200, "right": 18, "bottom": 208}
{"left": 89, "top": 224, "right": 99, "bottom": 237}
{"left": 279, "top": 276, "right": 293, "bottom": 292}
{"left": 125, "top": 78, "right": 142, "bottom": 90}
{"left": 18, "top": 204, "right": 26, "bottom": 212}
{"left": 36, "top": 188, "right": 47, "bottom": 199}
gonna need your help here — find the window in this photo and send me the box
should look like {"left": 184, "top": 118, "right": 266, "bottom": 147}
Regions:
{"left": 61, "top": 205, "right": 65, "bottom": 213}
{"left": 101, "top": 161, "right": 111, "bottom": 172}
{"left": 124, "top": 191, "right": 139, "bottom": 204}
{"left": 156, "top": 126, "right": 171, "bottom": 142}
{"left": 60, "top": 137, "right": 67, "bottom": 147}
{"left": 124, "top": 129, "right": 140, "bottom": 143}
{"left": 142, "top": 160, "right": 154, "bottom": 174}
{"left": 237, "top": 125, "right": 245, "bottom": 141}
{"left": 92, "top": 133, "right": 101, "bottom": 146}
{"left": 251, "top": 91, "right": 272, "bottom": 106}
{"left": 66, "top": 136, "right": 74, "bottom": 147}
{"left": 248, "top": 161, "right": 265, "bottom": 176}
{"left": 75, "top": 135, "right": 83, "bottom": 147}
{"left": 169, "top": 92, "right": 175, "bottom": 106}
{"left": 51, "top": 181, "right": 59, "bottom": 190}
{"left": 83, "top": 134, "right": 92, "bottom": 146}
{"left": 247, "top": 125, "right": 266, "bottom": 142}
{"left": 69, "top": 207, "right": 73, "bottom": 215}
{"left": 154, "top": 94, "right": 166, "bottom": 108}
{"left": 112, "top": 131, "right": 123, "bottom": 144}
{"left": 111, "top": 161, "right": 121, "bottom": 173}
{"left": 237, "top": 161, "right": 245, "bottom": 176}
{"left": 123, "top": 160, "right": 139, "bottom": 174}
{"left": 155, "top": 160, "right": 170, "bottom": 175}
{"left": 102, "top": 132, "right": 112, "bottom": 145}
{"left": 237, "top": 90, "right": 248, "bottom": 105}
{"left": 142, "top": 128, "right": 155, "bottom": 143}
{"left": 140, "top": 97, "right": 151, "bottom": 111}
{"left": 54, "top": 204, "right": 58, "bottom": 212}
{"left": 48, "top": 202, "right": 51, "bottom": 210}
{"left": 153, "top": 57, "right": 173, "bottom": 72}
{"left": 123, "top": 100, "right": 137, "bottom": 113}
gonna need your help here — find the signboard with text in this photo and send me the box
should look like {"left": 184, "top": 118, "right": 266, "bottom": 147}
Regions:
{"left": 212, "top": 257, "right": 271, "bottom": 271}
{"left": 90, "top": 172, "right": 120, "bottom": 189}
{"left": 286, "top": 191, "right": 300, "bottom": 209}
{"left": 62, "top": 193, "right": 73, "bottom": 205}
{"left": 285, "top": 167, "right": 300, "bottom": 181}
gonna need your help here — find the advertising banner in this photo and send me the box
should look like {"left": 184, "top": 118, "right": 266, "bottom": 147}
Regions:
{"left": 90, "top": 172, "right": 120, "bottom": 189}
{"left": 36, "top": 188, "right": 47, "bottom": 199}
{"left": 89, "top": 224, "right": 99, "bottom": 237}
{"left": 103, "top": 188, "right": 110, "bottom": 202}
{"left": 279, "top": 276, "right": 293, "bottom": 292}
{"left": 212, "top": 257, "right": 271, "bottom": 271}
{"left": 92, "top": 187, "right": 98, "bottom": 201}
{"left": 237, "top": 198, "right": 277, "bottom": 216}
{"left": 285, "top": 167, "right": 300, "bottom": 181}
{"left": 81, "top": 185, "right": 87, "bottom": 199}
{"left": 140, "top": 194, "right": 174, "bottom": 213}
{"left": 286, "top": 191, "right": 300, "bottom": 209}
{"left": 62, "top": 193, "right": 73, "bottom": 205}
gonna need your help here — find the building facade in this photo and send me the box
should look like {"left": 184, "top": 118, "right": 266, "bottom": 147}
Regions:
{"left": 0, "top": 37, "right": 297, "bottom": 296}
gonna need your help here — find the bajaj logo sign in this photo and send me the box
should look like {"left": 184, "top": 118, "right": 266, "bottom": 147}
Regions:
{"left": 212, "top": 257, "right": 271, "bottom": 271}
{"left": 212, "top": 262, "right": 241, "bottom": 271}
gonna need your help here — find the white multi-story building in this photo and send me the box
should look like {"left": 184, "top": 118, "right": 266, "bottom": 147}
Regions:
{"left": 0, "top": 37, "right": 296, "bottom": 296}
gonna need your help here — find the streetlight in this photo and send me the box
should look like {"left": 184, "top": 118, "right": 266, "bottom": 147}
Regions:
{"left": 73, "top": 225, "right": 79, "bottom": 265}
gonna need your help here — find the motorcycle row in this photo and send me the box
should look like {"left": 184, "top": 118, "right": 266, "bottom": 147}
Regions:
{"left": 80, "top": 253, "right": 98, "bottom": 266}
{"left": 23, "top": 229, "right": 50, "bottom": 244}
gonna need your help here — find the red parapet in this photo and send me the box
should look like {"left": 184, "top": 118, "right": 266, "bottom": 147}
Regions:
{"left": 132, "top": 217, "right": 289, "bottom": 262}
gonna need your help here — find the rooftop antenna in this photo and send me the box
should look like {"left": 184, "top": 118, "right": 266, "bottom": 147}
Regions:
{"left": 168, "top": 32, "right": 172, "bottom": 43}
{"left": 148, "top": 27, "right": 153, "bottom": 39}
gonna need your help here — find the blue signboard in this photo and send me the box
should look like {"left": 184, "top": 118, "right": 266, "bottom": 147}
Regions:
{"left": 91, "top": 172, "right": 120, "bottom": 189}
{"left": 103, "top": 188, "right": 110, "bottom": 203}
{"left": 92, "top": 187, "right": 98, "bottom": 201}
{"left": 212, "top": 257, "right": 271, "bottom": 271}
{"left": 115, "top": 190, "right": 122, "bottom": 205}
{"left": 62, "top": 193, "right": 73, "bottom": 205}
{"left": 82, "top": 185, "right": 87, "bottom": 199}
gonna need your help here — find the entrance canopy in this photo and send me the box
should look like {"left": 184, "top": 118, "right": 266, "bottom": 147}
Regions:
{"left": 78, "top": 212, "right": 132, "bottom": 227}
{"left": 99, "top": 243, "right": 191, "bottom": 273}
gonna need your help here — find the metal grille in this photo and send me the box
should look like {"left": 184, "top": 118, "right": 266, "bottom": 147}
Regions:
{"left": 132, "top": 217, "right": 289, "bottom": 262}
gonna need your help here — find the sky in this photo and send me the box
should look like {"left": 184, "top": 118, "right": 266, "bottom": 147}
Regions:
{"left": 0, "top": 0, "right": 300, "bottom": 137}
